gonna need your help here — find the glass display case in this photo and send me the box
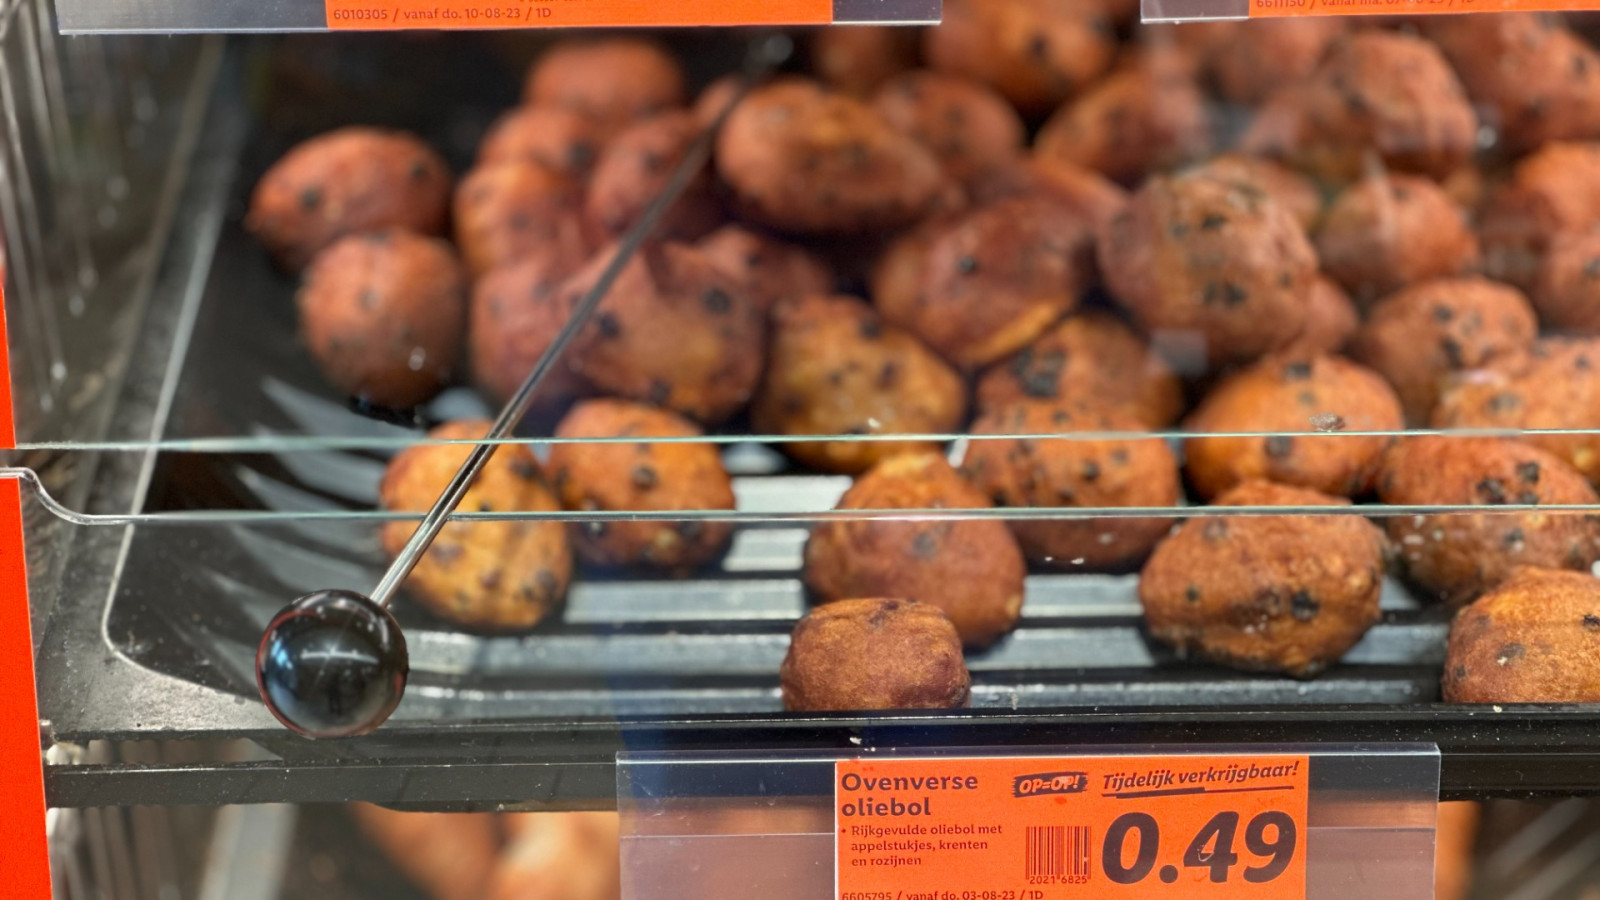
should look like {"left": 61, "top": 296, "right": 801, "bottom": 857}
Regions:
{"left": 10, "top": 0, "right": 1600, "bottom": 895}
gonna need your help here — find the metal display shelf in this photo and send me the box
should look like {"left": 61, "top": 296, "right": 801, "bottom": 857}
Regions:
{"left": 20, "top": 25, "right": 1600, "bottom": 814}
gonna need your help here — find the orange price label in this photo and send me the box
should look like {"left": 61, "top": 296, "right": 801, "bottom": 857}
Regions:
{"left": 835, "top": 754, "right": 1309, "bottom": 900}
{"left": 326, "top": 0, "right": 833, "bottom": 30}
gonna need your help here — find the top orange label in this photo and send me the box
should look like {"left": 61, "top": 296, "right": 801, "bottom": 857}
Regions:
{"left": 326, "top": 0, "right": 836, "bottom": 29}
{"left": 1250, "top": 0, "right": 1600, "bottom": 15}
{"left": 835, "top": 753, "right": 1309, "bottom": 900}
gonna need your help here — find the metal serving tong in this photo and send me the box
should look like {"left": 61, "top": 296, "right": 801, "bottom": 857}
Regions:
{"left": 254, "top": 35, "right": 793, "bottom": 738}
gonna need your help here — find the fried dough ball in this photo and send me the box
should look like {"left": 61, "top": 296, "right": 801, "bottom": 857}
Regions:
{"left": 1433, "top": 338, "right": 1600, "bottom": 483}
{"left": 1478, "top": 142, "right": 1600, "bottom": 290}
{"left": 696, "top": 224, "right": 834, "bottom": 313}
{"left": 1034, "top": 52, "right": 1212, "bottom": 188}
{"left": 1315, "top": 173, "right": 1480, "bottom": 304}
{"left": 523, "top": 38, "right": 686, "bottom": 137}
{"left": 1351, "top": 277, "right": 1538, "bottom": 423}
{"left": 1241, "top": 31, "right": 1476, "bottom": 182}
{"left": 811, "top": 26, "right": 920, "bottom": 96}
{"left": 585, "top": 111, "right": 720, "bottom": 244}
{"left": 872, "top": 71, "right": 1026, "bottom": 185}
{"left": 1184, "top": 154, "right": 1323, "bottom": 232}
{"left": 563, "top": 243, "right": 765, "bottom": 426}
{"left": 350, "top": 806, "right": 500, "bottom": 900}
{"left": 1532, "top": 229, "right": 1600, "bottom": 335}
{"left": 1206, "top": 18, "right": 1347, "bottom": 106}
{"left": 963, "top": 399, "right": 1182, "bottom": 572}
{"left": 1434, "top": 803, "right": 1481, "bottom": 900}
{"left": 1139, "top": 480, "right": 1385, "bottom": 677}
{"left": 804, "top": 454, "right": 1026, "bottom": 647}
{"left": 298, "top": 230, "right": 465, "bottom": 410}
{"left": 780, "top": 598, "right": 971, "bottom": 711}
{"left": 1428, "top": 13, "right": 1600, "bottom": 154}
{"left": 716, "top": 80, "right": 947, "bottom": 235}
{"left": 490, "top": 813, "right": 621, "bottom": 900}
{"left": 752, "top": 294, "right": 966, "bottom": 474}
{"left": 873, "top": 197, "right": 1091, "bottom": 369}
{"left": 1278, "top": 276, "right": 1359, "bottom": 358}
{"left": 967, "top": 157, "right": 1128, "bottom": 234}
{"left": 693, "top": 75, "right": 744, "bottom": 128}
{"left": 1096, "top": 170, "right": 1317, "bottom": 369}
{"left": 1377, "top": 436, "right": 1600, "bottom": 606}
{"left": 976, "top": 312, "right": 1184, "bottom": 428}
{"left": 1444, "top": 567, "right": 1600, "bottom": 702}
{"left": 1183, "top": 354, "right": 1404, "bottom": 500}
{"left": 468, "top": 256, "right": 586, "bottom": 411}
{"left": 923, "top": 0, "right": 1117, "bottom": 117}
{"left": 247, "top": 127, "right": 451, "bottom": 270}
{"left": 547, "top": 400, "right": 735, "bottom": 574}
{"left": 477, "top": 106, "right": 603, "bottom": 180}
{"left": 379, "top": 421, "right": 572, "bottom": 632}
{"left": 453, "top": 162, "right": 589, "bottom": 279}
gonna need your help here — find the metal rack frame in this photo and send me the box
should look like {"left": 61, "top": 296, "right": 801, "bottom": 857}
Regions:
{"left": 12, "top": 7, "right": 1600, "bottom": 818}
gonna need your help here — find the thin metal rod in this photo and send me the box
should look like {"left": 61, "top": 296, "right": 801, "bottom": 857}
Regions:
{"left": 368, "top": 36, "right": 792, "bottom": 608}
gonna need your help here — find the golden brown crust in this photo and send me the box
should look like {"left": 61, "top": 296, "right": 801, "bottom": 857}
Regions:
{"left": 874, "top": 196, "right": 1090, "bottom": 370}
{"left": 350, "top": 806, "right": 501, "bottom": 900}
{"left": 1444, "top": 567, "right": 1600, "bottom": 703}
{"left": 1206, "top": 18, "right": 1347, "bottom": 106}
{"left": 1532, "top": 229, "right": 1600, "bottom": 335}
{"left": 1352, "top": 277, "right": 1537, "bottom": 424}
{"left": 468, "top": 256, "right": 586, "bottom": 410}
{"left": 1432, "top": 338, "right": 1600, "bottom": 483}
{"left": 1277, "top": 276, "right": 1359, "bottom": 359}
{"left": 1479, "top": 142, "right": 1600, "bottom": 290}
{"left": 477, "top": 106, "right": 603, "bottom": 180}
{"left": 976, "top": 312, "right": 1184, "bottom": 428}
{"left": 379, "top": 421, "right": 572, "bottom": 632}
{"left": 523, "top": 38, "right": 686, "bottom": 138}
{"left": 968, "top": 158, "right": 1128, "bottom": 236}
{"left": 1034, "top": 53, "right": 1212, "bottom": 188}
{"left": 585, "top": 111, "right": 721, "bottom": 244}
{"left": 452, "top": 162, "right": 589, "bottom": 279}
{"left": 1139, "top": 480, "right": 1385, "bottom": 677}
{"left": 1428, "top": 13, "right": 1600, "bottom": 154}
{"left": 1096, "top": 171, "right": 1316, "bottom": 369}
{"left": 963, "top": 399, "right": 1181, "bottom": 571}
{"left": 693, "top": 75, "right": 744, "bottom": 129}
{"left": 752, "top": 294, "right": 967, "bottom": 474}
{"left": 246, "top": 127, "right": 450, "bottom": 271}
{"left": 873, "top": 71, "right": 1026, "bottom": 185}
{"left": 1240, "top": 30, "right": 1477, "bottom": 182}
{"left": 812, "top": 26, "right": 920, "bottom": 97}
{"left": 1433, "top": 802, "right": 1481, "bottom": 900}
{"left": 1183, "top": 154, "right": 1323, "bottom": 233}
{"left": 716, "top": 80, "right": 947, "bottom": 235}
{"left": 562, "top": 243, "right": 766, "bottom": 426}
{"left": 1183, "top": 354, "right": 1404, "bottom": 500}
{"left": 1315, "top": 174, "right": 1480, "bottom": 304}
{"left": 547, "top": 399, "right": 735, "bottom": 574}
{"left": 1377, "top": 436, "right": 1600, "bottom": 606}
{"left": 923, "top": 0, "right": 1116, "bottom": 117}
{"left": 491, "top": 813, "right": 621, "bottom": 900}
{"left": 804, "top": 454, "right": 1026, "bottom": 647}
{"left": 696, "top": 225, "right": 834, "bottom": 313}
{"left": 781, "top": 598, "right": 972, "bottom": 711}
{"left": 298, "top": 230, "right": 465, "bottom": 409}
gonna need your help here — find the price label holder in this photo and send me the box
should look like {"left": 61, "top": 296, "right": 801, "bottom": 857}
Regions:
{"left": 617, "top": 744, "right": 1440, "bottom": 900}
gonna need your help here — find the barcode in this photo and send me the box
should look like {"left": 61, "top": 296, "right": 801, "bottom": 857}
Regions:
{"left": 1026, "top": 825, "right": 1091, "bottom": 880}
